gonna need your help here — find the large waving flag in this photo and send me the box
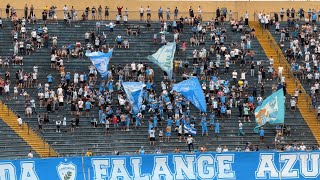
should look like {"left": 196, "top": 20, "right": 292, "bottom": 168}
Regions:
{"left": 147, "top": 42, "right": 176, "bottom": 79}
{"left": 122, "top": 82, "right": 146, "bottom": 115}
{"left": 254, "top": 89, "right": 285, "bottom": 132}
{"left": 184, "top": 124, "right": 197, "bottom": 136}
{"left": 172, "top": 78, "right": 206, "bottom": 113}
{"left": 85, "top": 51, "right": 113, "bottom": 78}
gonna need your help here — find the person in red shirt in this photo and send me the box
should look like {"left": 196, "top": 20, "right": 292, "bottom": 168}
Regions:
{"left": 117, "top": 6, "right": 123, "bottom": 16}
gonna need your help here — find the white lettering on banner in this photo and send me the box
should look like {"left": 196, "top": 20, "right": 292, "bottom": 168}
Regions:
{"left": 151, "top": 156, "right": 173, "bottom": 180}
{"left": 279, "top": 154, "right": 299, "bottom": 178}
{"left": 197, "top": 154, "right": 216, "bottom": 179}
{"left": 110, "top": 159, "right": 131, "bottom": 180}
{"left": 256, "top": 153, "right": 279, "bottom": 179}
{"left": 20, "top": 162, "right": 39, "bottom": 180}
{"left": 92, "top": 159, "right": 110, "bottom": 180}
{"left": 0, "top": 163, "right": 16, "bottom": 180}
{"left": 299, "top": 153, "right": 320, "bottom": 178}
{"left": 130, "top": 158, "right": 150, "bottom": 180}
{"left": 216, "top": 154, "right": 236, "bottom": 179}
{"left": 173, "top": 155, "right": 196, "bottom": 180}
{"left": 5, "top": 153, "right": 320, "bottom": 179}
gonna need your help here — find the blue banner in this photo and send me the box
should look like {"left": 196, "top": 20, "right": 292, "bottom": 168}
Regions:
{"left": 1, "top": 151, "right": 320, "bottom": 179}
{"left": 147, "top": 42, "right": 176, "bottom": 80}
{"left": 122, "top": 82, "right": 146, "bottom": 115}
{"left": 85, "top": 51, "right": 113, "bottom": 78}
{"left": 254, "top": 88, "right": 285, "bottom": 132}
{"left": 173, "top": 78, "right": 206, "bottom": 113}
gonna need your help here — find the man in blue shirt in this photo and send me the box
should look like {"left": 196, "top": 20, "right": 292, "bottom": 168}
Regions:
{"left": 158, "top": 7, "right": 163, "bottom": 20}
{"left": 201, "top": 119, "right": 208, "bottom": 137}
{"left": 85, "top": 101, "right": 91, "bottom": 117}
{"left": 214, "top": 120, "right": 220, "bottom": 138}
{"left": 259, "top": 127, "right": 265, "bottom": 143}
{"left": 220, "top": 105, "right": 226, "bottom": 119}
{"left": 166, "top": 117, "right": 173, "bottom": 127}
{"left": 47, "top": 74, "right": 53, "bottom": 84}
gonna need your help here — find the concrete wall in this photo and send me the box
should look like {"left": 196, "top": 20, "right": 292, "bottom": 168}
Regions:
{"left": 0, "top": 1, "right": 319, "bottom": 20}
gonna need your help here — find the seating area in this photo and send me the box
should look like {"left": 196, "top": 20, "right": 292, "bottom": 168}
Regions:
{"left": 0, "top": 17, "right": 317, "bottom": 157}
{"left": 0, "top": 117, "right": 36, "bottom": 159}
{"left": 269, "top": 20, "right": 320, "bottom": 102}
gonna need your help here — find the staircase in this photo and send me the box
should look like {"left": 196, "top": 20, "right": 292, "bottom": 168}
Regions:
{"left": 250, "top": 21, "right": 320, "bottom": 144}
{"left": 0, "top": 101, "right": 58, "bottom": 157}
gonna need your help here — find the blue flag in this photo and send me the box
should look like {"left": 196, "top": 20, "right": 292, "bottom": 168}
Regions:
{"left": 184, "top": 124, "right": 197, "bottom": 136}
{"left": 254, "top": 89, "right": 285, "bottom": 132}
{"left": 172, "top": 78, "right": 206, "bottom": 113}
{"left": 85, "top": 51, "right": 113, "bottom": 78}
{"left": 147, "top": 42, "right": 176, "bottom": 79}
{"left": 122, "top": 82, "right": 146, "bottom": 115}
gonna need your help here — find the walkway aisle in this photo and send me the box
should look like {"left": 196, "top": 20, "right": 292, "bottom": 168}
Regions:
{"left": 0, "top": 101, "right": 58, "bottom": 157}
{"left": 250, "top": 21, "right": 320, "bottom": 144}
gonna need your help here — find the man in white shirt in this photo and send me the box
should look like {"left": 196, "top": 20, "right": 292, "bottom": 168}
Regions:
{"left": 232, "top": 70, "right": 238, "bottom": 84}
{"left": 139, "top": 6, "right": 144, "bottom": 21}
{"left": 290, "top": 97, "right": 296, "bottom": 112}
{"left": 149, "top": 128, "right": 156, "bottom": 146}
{"left": 28, "top": 151, "right": 33, "bottom": 158}
{"left": 131, "top": 62, "right": 136, "bottom": 75}
{"left": 56, "top": 120, "right": 61, "bottom": 132}
{"left": 278, "top": 66, "right": 283, "bottom": 77}
{"left": 269, "top": 56, "right": 274, "bottom": 66}
{"left": 186, "top": 135, "right": 194, "bottom": 152}
{"left": 299, "top": 143, "right": 306, "bottom": 151}
{"left": 216, "top": 145, "right": 222, "bottom": 153}
{"left": 222, "top": 145, "right": 229, "bottom": 152}
{"left": 17, "top": 116, "right": 23, "bottom": 129}
{"left": 238, "top": 121, "right": 244, "bottom": 136}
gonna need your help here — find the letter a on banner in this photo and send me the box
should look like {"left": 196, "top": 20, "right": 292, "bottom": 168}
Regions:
{"left": 122, "top": 82, "right": 146, "bottom": 115}
{"left": 147, "top": 42, "right": 176, "bottom": 80}
{"left": 172, "top": 77, "right": 206, "bottom": 113}
{"left": 85, "top": 51, "right": 113, "bottom": 79}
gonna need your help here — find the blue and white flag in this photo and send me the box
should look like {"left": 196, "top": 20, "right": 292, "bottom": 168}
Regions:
{"left": 147, "top": 42, "right": 176, "bottom": 79}
{"left": 122, "top": 82, "right": 146, "bottom": 115}
{"left": 254, "top": 89, "right": 285, "bottom": 132}
{"left": 184, "top": 124, "right": 197, "bottom": 135}
{"left": 173, "top": 77, "right": 206, "bottom": 113}
{"left": 85, "top": 51, "right": 113, "bottom": 78}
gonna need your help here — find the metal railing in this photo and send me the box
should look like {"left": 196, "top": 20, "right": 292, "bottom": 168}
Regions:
{"left": 0, "top": 99, "right": 59, "bottom": 157}
{"left": 253, "top": 12, "right": 318, "bottom": 118}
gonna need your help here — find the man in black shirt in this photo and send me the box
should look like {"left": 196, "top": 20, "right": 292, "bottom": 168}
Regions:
{"left": 189, "top": 6, "right": 194, "bottom": 18}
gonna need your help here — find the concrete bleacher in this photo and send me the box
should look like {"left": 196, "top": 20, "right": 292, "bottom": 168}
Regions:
{"left": 0, "top": 19, "right": 317, "bottom": 156}
{"left": 268, "top": 21, "right": 317, "bottom": 95}
{"left": 0, "top": 118, "right": 37, "bottom": 159}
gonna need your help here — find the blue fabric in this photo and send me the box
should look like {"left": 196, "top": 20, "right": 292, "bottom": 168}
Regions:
{"left": 172, "top": 78, "right": 207, "bottom": 113}
{"left": 184, "top": 124, "right": 197, "bottom": 135}
{"left": 122, "top": 82, "right": 146, "bottom": 115}
{"left": 254, "top": 89, "right": 285, "bottom": 132}
{"left": 147, "top": 42, "right": 176, "bottom": 79}
{"left": 85, "top": 51, "right": 113, "bottom": 78}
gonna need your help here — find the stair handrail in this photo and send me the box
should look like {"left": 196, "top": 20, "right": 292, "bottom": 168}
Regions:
{"left": 265, "top": 30, "right": 317, "bottom": 116}
{"left": 253, "top": 11, "right": 317, "bottom": 117}
{"left": 0, "top": 100, "right": 59, "bottom": 157}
